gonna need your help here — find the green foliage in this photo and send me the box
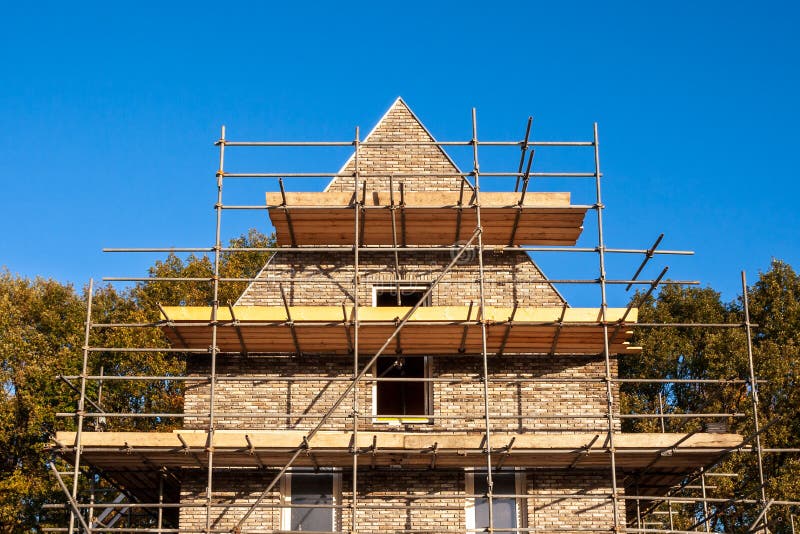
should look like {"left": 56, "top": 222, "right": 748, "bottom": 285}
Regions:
{"left": 134, "top": 228, "right": 274, "bottom": 313}
{"left": 621, "top": 285, "right": 748, "bottom": 434}
{"left": 0, "top": 272, "right": 84, "bottom": 532}
{"left": 623, "top": 260, "right": 800, "bottom": 531}
{"left": 745, "top": 261, "right": 800, "bottom": 530}
{"left": 0, "top": 230, "right": 272, "bottom": 532}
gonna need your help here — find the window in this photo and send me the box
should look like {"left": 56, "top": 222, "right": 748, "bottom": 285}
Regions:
{"left": 374, "top": 355, "right": 430, "bottom": 422}
{"left": 280, "top": 471, "right": 341, "bottom": 532}
{"left": 372, "top": 285, "right": 431, "bottom": 424}
{"left": 372, "top": 285, "right": 430, "bottom": 307}
{"left": 466, "top": 470, "right": 526, "bottom": 534}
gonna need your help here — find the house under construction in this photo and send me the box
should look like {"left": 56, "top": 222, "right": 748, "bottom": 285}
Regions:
{"left": 47, "top": 98, "right": 797, "bottom": 533}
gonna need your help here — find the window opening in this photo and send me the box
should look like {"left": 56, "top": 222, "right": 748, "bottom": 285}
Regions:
{"left": 372, "top": 284, "right": 431, "bottom": 423}
{"left": 281, "top": 471, "right": 341, "bottom": 531}
{"left": 466, "top": 470, "right": 526, "bottom": 534}
{"left": 373, "top": 285, "right": 430, "bottom": 307}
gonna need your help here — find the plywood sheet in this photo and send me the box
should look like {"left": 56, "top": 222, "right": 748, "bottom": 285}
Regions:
{"left": 266, "top": 191, "right": 589, "bottom": 246}
{"left": 53, "top": 430, "right": 742, "bottom": 501}
{"left": 159, "top": 306, "right": 640, "bottom": 355}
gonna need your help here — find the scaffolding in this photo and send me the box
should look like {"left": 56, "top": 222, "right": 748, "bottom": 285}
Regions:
{"left": 46, "top": 102, "right": 800, "bottom": 533}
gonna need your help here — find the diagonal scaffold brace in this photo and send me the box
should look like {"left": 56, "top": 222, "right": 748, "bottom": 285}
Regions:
{"left": 228, "top": 228, "right": 482, "bottom": 533}
{"left": 49, "top": 461, "right": 93, "bottom": 533}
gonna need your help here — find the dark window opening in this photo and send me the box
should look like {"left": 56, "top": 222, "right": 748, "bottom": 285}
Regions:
{"left": 373, "top": 285, "right": 430, "bottom": 419}
{"left": 376, "top": 356, "right": 427, "bottom": 416}
{"left": 374, "top": 286, "right": 429, "bottom": 307}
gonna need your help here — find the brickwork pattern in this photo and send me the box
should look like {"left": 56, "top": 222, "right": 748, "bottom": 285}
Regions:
{"left": 528, "top": 471, "right": 619, "bottom": 532}
{"left": 237, "top": 250, "right": 563, "bottom": 307}
{"left": 184, "top": 355, "right": 618, "bottom": 432}
{"left": 326, "top": 99, "right": 464, "bottom": 192}
{"left": 179, "top": 470, "right": 619, "bottom": 533}
{"left": 180, "top": 471, "right": 281, "bottom": 533}
{"left": 340, "top": 471, "right": 465, "bottom": 533}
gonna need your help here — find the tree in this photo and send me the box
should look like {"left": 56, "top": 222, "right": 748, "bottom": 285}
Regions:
{"left": 745, "top": 261, "right": 800, "bottom": 530}
{"left": 622, "top": 260, "right": 800, "bottom": 532}
{"left": 0, "top": 230, "right": 273, "bottom": 532}
{"left": 0, "top": 272, "right": 84, "bottom": 532}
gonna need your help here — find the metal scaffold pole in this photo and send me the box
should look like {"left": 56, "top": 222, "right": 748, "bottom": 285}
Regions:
{"left": 352, "top": 125, "right": 361, "bottom": 534}
{"left": 472, "top": 107, "right": 496, "bottom": 533}
{"left": 592, "top": 123, "right": 622, "bottom": 531}
{"left": 742, "top": 271, "right": 769, "bottom": 533}
{"left": 68, "top": 278, "right": 94, "bottom": 534}
{"left": 205, "top": 125, "right": 226, "bottom": 533}
{"left": 700, "top": 468, "right": 711, "bottom": 533}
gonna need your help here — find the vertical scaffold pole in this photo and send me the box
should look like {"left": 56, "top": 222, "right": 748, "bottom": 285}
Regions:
{"left": 472, "top": 108, "right": 495, "bottom": 532}
{"left": 69, "top": 278, "right": 93, "bottom": 534}
{"left": 158, "top": 474, "right": 164, "bottom": 532}
{"left": 593, "top": 123, "right": 622, "bottom": 531}
{"left": 88, "top": 473, "right": 95, "bottom": 530}
{"left": 352, "top": 126, "right": 361, "bottom": 534}
{"left": 668, "top": 501, "right": 674, "bottom": 531}
{"left": 206, "top": 125, "right": 225, "bottom": 533}
{"left": 700, "top": 467, "right": 711, "bottom": 533}
{"left": 635, "top": 482, "right": 642, "bottom": 529}
{"left": 742, "top": 271, "right": 768, "bottom": 533}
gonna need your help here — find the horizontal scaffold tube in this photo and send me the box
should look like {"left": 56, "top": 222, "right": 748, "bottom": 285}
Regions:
{"left": 58, "top": 374, "right": 756, "bottom": 385}
{"left": 103, "top": 245, "right": 693, "bottom": 255}
{"left": 56, "top": 411, "right": 746, "bottom": 420}
{"left": 219, "top": 139, "right": 594, "bottom": 147}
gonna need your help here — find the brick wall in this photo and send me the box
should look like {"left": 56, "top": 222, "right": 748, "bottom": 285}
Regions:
{"left": 236, "top": 250, "right": 563, "bottom": 307}
{"left": 325, "top": 99, "right": 464, "bottom": 193}
{"left": 180, "top": 471, "right": 281, "bottom": 533}
{"left": 179, "top": 469, "right": 619, "bottom": 533}
{"left": 184, "top": 354, "right": 618, "bottom": 433}
{"left": 528, "top": 471, "right": 619, "bottom": 532}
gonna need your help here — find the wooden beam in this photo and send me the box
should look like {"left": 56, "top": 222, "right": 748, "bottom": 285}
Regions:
{"left": 159, "top": 305, "right": 640, "bottom": 355}
{"left": 266, "top": 191, "right": 573, "bottom": 207}
{"left": 56, "top": 430, "right": 744, "bottom": 454}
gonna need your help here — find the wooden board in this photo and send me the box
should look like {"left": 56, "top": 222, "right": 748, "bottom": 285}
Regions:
{"left": 53, "top": 430, "right": 743, "bottom": 501}
{"left": 159, "top": 306, "right": 640, "bottom": 355}
{"left": 265, "top": 191, "right": 588, "bottom": 246}
{"left": 268, "top": 192, "right": 574, "bottom": 207}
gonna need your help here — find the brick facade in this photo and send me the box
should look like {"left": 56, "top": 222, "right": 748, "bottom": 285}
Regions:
{"left": 325, "top": 99, "right": 464, "bottom": 192}
{"left": 180, "top": 469, "right": 615, "bottom": 533}
{"left": 184, "top": 354, "right": 617, "bottom": 434}
{"left": 178, "top": 98, "right": 621, "bottom": 532}
{"left": 236, "top": 250, "right": 564, "bottom": 307}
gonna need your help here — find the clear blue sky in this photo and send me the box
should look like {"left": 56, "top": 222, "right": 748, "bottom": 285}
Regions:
{"left": 1, "top": 1, "right": 798, "bottom": 306}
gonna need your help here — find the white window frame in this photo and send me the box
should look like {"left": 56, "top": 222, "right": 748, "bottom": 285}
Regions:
{"left": 370, "top": 355, "right": 432, "bottom": 425}
{"left": 371, "top": 285, "right": 433, "bottom": 425}
{"left": 465, "top": 469, "right": 527, "bottom": 532}
{"left": 371, "top": 284, "right": 431, "bottom": 307}
{"left": 280, "top": 470, "right": 342, "bottom": 532}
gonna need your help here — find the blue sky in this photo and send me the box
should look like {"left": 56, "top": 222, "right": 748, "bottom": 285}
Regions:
{"left": 1, "top": 1, "right": 798, "bottom": 306}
